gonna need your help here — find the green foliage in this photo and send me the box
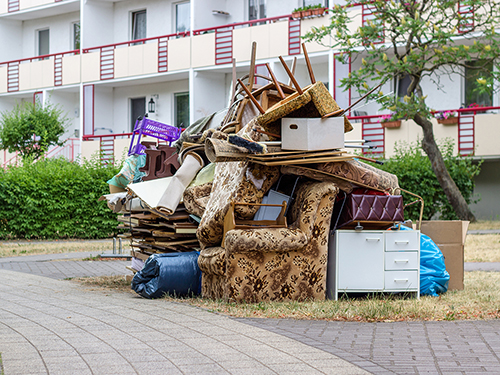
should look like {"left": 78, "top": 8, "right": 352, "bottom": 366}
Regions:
{"left": 0, "top": 157, "right": 121, "bottom": 239}
{"left": 371, "top": 140, "right": 482, "bottom": 221}
{"left": 0, "top": 101, "right": 68, "bottom": 160}
{"left": 303, "top": 0, "right": 500, "bottom": 117}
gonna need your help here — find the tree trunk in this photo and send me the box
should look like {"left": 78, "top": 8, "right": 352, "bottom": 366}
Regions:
{"left": 413, "top": 113, "right": 476, "bottom": 222}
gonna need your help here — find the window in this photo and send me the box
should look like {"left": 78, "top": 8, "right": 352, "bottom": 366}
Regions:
{"left": 72, "top": 22, "right": 80, "bottom": 50}
{"left": 132, "top": 10, "right": 147, "bottom": 41}
{"left": 33, "top": 92, "right": 43, "bottom": 108}
{"left": 130, "top": 97, "right": 146, "bottom": 131}
{"left": 249, "top": 0, "right": 266, "bottom": 21}
{"left": 174, "top": 92, "right": 189, "bottom": 128}
{"left": 304, "top": 0, "right": 327, "bottom": 7}
{"left": 38, "top": 29, "right": 49, "bottom": 57}
{"left": 83, "top": 85, "right": 94, "bottom": 136}
{"left": 464, "top": 60, "right": 493, "bottom": 107}
{"left": 395, "top": 74, "right": 412, "bottom": 100}
{"left": 175, "top": 2, "right": 190, "bottom": 33}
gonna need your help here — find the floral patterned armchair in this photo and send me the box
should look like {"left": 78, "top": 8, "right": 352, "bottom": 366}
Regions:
{"left": 197, "top": 180, "right": 339, "bottom": 303}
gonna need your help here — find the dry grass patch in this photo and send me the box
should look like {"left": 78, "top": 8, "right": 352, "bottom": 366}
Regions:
{"left": 468, "top": 220, "right": 500, "bottom": 231}
{"left": 176, "top": 272, "right": 500, "bottom": 322}
{"left": 0, "top": 240, "right": 112, "bottom": 258}
{"left": 72, "top": 272, "right": 500, "bottom": 321}
{"left": 465, "top": 234, "right": 500, "bottom": 262}
{"left": 72, "top": 275, "right": 134, "bottom": 293}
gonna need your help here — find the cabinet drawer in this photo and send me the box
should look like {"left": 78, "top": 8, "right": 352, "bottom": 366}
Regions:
{"left": 385, "top": 231, "right": 419, "bottom": 251}
{"left": 384, "top": 271, "right": 418, "bottom": 290}
{"left": 385, "top": 251, "right": 419, "bottom": 270}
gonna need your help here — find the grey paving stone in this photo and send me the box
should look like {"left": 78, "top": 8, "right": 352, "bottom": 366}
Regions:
{"left": 4, "top": 252, "right": 500, "bottom": 375}
{"left": 0, "top": 267, "right": 370, "bottom": 375}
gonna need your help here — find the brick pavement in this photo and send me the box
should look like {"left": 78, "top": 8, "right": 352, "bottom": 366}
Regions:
{"left": 239, "top": 318, "right": 500, "bottom": 374}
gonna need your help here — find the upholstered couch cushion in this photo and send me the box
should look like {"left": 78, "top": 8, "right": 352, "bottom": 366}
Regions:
{"left": 198, "top": 247, "right": 226, "bottom": 276}
{"left": 316, "top": 160, "right": 399, "bottom": 192}
{"left": 224, "top": 227, "right": 308, "bottom": 254}
{"left": 183, "top": 182, "right": 213, "bottom": 218}
{"left": 196, "top": 161, "right": 279, "bottom": 248}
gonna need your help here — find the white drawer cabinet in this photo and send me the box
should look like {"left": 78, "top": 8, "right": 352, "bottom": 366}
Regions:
{"left": 326, "top": 230, "right": 420, "bottom": 300}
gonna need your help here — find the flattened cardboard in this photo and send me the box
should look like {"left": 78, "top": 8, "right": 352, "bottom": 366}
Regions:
{"left": 420, "top": 220, "right": 470, "bottom": 291}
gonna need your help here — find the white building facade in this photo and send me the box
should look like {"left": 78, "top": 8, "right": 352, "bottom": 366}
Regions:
{"left": 0, "top": 0, "right": 498, "bottom": 219}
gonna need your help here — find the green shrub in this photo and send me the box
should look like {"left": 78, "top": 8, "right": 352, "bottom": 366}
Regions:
{"left": 0, "top": 157, "right": 120, "bottom": 239}
{"left": 370, "top": 140, "right": 481, "bottom": 221}
{"left": 0, "top": 101, "right": 68, "bottom": 160}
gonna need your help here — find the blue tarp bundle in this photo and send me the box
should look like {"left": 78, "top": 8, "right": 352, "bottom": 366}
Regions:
{"left": 399, "top": 226, "right": 450, "bottom": 296}
{"left": 131, "top": 252, "right": 201, "bottom": 299}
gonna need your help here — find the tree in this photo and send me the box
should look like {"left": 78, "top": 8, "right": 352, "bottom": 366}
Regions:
{"left": 0, "top": 101, "right": 68, "bottom": 161}
{"left": 303, "top": 0, "right": 500, "bottom": 221}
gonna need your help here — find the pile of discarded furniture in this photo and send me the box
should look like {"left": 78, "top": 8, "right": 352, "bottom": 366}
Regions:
{"left": 102, "top": 43, "right": 450, "bottom": 302}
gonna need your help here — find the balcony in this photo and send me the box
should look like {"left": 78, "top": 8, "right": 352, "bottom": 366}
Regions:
{"left": 345, "top": 107, "right": 500, "bottom": 159}
{"left": 0, "top": 0, "right": 79, "bottom": 19}
{"left": 0, "top": 50, "right": 79, "bottom": 93}
{"left": 79, "top": 14, "right": 324, "bottom": 83}
{"left": 0, "top": 11, "right": 336, "bottom": 92}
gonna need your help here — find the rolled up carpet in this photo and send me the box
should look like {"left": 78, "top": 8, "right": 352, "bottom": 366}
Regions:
{"left": 156, "top": 152, "right": 204, "bottom": 215}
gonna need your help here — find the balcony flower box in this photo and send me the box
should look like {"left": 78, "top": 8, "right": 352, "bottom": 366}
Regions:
{"left": 292, "top": 10, "right": 302, "bottom": 19}
{"left": 381, "top": 120, "right": 401, "bottom": 128}
{"left": 311, "top": 7, "right": 327, "bottom": 16}
{"left": 435, "top": 110, "right": 458, "bottom": 125}
{"left": 437, "top": 117, "right": 458, "bottom": 125}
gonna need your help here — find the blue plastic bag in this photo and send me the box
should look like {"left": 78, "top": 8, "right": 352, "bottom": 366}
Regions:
{"left": 399, "top": 226, "right": 449, "bottom": 296}
{"left": 131, "top": 252, "right": 201, "bottom": 299}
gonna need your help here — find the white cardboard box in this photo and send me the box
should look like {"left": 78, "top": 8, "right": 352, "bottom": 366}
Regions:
{"left": 281, "top": 117, "right": 344, "bottom": 151}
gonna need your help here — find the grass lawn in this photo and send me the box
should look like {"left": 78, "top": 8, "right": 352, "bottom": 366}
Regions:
{"left": 0, "top": 240, "right": 114, "bottom": 258}
{"left": 465, "top": 234, "right": 500, "bottom": 262}
{"left": 468, "top": 220, "right": 500, "bottom": 231}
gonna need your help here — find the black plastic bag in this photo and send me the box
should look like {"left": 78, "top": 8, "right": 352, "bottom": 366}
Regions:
{"left": 131, "top": 252, "right": 201, "bottom": 299}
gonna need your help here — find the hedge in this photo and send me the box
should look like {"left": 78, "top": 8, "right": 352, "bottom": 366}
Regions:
{"left": 0, "top": 157, "right": 120, "bottom": 239}
{"left": 372, "top": 140, "right": 481, "bottom": 221}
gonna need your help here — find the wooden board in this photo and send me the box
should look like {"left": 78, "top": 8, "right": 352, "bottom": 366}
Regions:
{"left": 250, "top": 155, "right": 355, "bottom": 166}
{"left": 152, "top": 239, "right": 199, "bottom": 246}
{"left": 253, "top": 148, "right": 342, "bottom": 157}
{"left": 247, "top": 150, "right": 344, "bottom": 161}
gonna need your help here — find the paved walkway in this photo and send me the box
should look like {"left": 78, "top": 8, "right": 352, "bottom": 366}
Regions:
{"left": 1, "top": 251, "right": 500, "bottom": 374}
{"left": 467, "top": 229, "right": 500, "bottom": 235}
{"left": 0, "top": 269, "right": 365, "bottom": 375}
{"left": 0, "top": 252, "right": 130, "bottom": 280}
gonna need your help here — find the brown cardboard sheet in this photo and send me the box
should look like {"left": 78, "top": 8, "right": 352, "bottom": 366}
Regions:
{"left": 420, "top": 220, "right": 470, "bottom": 291}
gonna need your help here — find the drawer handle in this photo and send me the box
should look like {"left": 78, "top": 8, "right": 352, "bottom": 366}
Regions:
{"left": 394, "top": 279, "right": 409, "bottom": 283}
{"left": 394, "top": 240, "right": 409, "bottom": 244}
{"left": 366, "top": 238, "right": 380, "bottom": 242}
{"left": 394, "top": 259, "right": 409, "bottom": 263}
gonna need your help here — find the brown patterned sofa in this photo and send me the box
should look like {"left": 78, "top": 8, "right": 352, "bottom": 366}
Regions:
{"left": 197, "top": 180, "right": 339, "bottom": 302}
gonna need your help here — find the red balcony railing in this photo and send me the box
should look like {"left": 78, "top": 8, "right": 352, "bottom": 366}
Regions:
{"left": 82, "top": 32, "right": 190, "bottom": 80}
{"left": 8, "top": 0, "right": 19, "bottom": 12}
{"left": 1, "top": 138, "right": 80, "bottom": 169}
{"left": 0, "top": 50, "right": 79, "bottom": 92}
{"left": 192, "top": 14, "right": 300, "bottom": 64}
{"left": 7, "top": 0, "right": 65, "bottom": 13}
{"left": 81, "top": 14, "right": 302, "bottom": 79}
{"left": 81, "top": 106, "right": 500, "bottom": 161}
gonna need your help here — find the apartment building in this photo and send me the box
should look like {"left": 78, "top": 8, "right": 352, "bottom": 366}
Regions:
{"left": 0, "top": 0, "right": 498, "bottom": 219}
